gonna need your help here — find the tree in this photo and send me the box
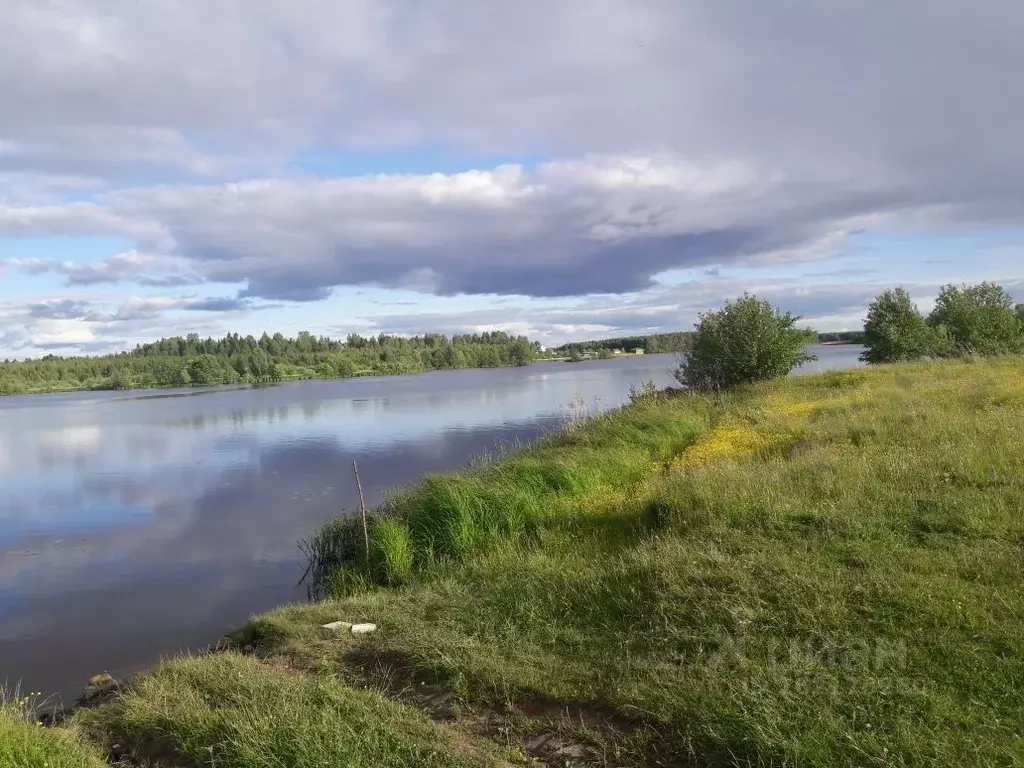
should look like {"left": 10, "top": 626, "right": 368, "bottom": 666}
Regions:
{"left": 860, "top": 287, "right": 937, "bottom": 364}
{"left": 246, "top": 350, "right": 278, "bottom": 382}
{"left": 507, "top": 337, "right": 535, "bottom": 366}
{"left": 1016, "top": 303, "right": 1024, "bottom": 323}
{"left": 108, "top": 366, "right": 135, "bottom": 390}
{"left": 332, "top": 356, "right": 358, "bottom": 377}
{"left": 0, "top": 376, "right": 26, "bottom": 395}
{"left": 927, "top": 282, "right": 1024, "bottom": 356}
{"left": 675, "top": 294, "right": 816, "bottom": 391}
{"left": 171, "top": 366, "right": 191, "bottom": 388}
{"left": 186, "top": 354, "right": 224, "bottom": 386}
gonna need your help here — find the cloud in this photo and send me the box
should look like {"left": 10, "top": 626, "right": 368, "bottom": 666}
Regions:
{"left": 0, "top": 203, "right": 162, "bottom": 240}
{"left": 2, "top": 2, "right": 1020, "bottom": 168}
{"left": 0, "top": 172, "right": 107, "bottom": 206}
{"left": 186, "top": 297, "right": 253, "bottom": 312}
{"left": 23, "top": 298, "right": 98, "bottom": 321}
{"left": 0, "top": 129, "right": 250, "bottom": 182}
{"left": 11, "top": 250, "right": 201, "bottom": 287}
{"left": 22, "top": 318, "right": 102, "bottom": 349}
{"left": 2, "top": 157, "right": 900, "bottom": 300}
{"left": 113, "top": 295, "right": 253, "bottom": 320}
{"left": 0, "top": 292, "right": 258, "bottom": 356}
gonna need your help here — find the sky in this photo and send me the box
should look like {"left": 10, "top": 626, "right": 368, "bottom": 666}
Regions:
{"left": 1, "top": 1, "right": 1022, "bottom": 358}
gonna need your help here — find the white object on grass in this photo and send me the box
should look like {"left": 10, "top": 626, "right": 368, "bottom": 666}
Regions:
{"left": 321, "top": 620, "right": 377, "bottom": 634}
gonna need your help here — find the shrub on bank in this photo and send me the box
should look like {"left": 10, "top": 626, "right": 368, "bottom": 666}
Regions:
{"left": 860, "top": 287, "right": 942, "bottom": 363}
{"left": 861, "top": 282, "right": 1024, "bottom": 364}
{"left": 675, "top": 294, "right": 816, "bottom": 392}
{"left": 927, "top": 281, "right": 1024, "bottom": 356}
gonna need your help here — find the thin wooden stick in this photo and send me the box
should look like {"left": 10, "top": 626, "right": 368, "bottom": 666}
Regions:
{"left": 352, "top": 459, "right": 370, "bottom": 563}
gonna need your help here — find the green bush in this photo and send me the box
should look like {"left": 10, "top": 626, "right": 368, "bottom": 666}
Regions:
{"left": 675, "top": 294, "right": 816, "bottom": 391}
{"left": 185, "top": 354, "right": 224, "bottom": 386}
{"left": 860, "top": 287, "right": 939, "bottom": 363}
{"left": 927, "top": 282, "right": 1024, "bottom": 356}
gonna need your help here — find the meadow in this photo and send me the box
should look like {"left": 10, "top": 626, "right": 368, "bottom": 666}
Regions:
{"left": 5, "top": 358, "right": 1023, "bottom": 766}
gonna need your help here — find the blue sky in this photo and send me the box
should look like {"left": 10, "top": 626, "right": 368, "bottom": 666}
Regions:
{"left": 1, "top": 2, "right": 1022, "bottom": 357}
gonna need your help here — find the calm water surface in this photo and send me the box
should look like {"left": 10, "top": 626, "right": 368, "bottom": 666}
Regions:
{"left": 0, "top": 346, "right": 862, "bottom": 701}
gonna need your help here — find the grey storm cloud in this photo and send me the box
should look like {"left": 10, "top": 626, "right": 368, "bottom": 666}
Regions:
{"left": 12, "top": 251, "right": 202, "bottom": 287}
{"left": 0, "top": 1, "right": 1022, "bottom": 303}
{"left": 3, "top": 161, "right": 909, "bottom": 300}
{"left": 24, "top": 298, "right": 100, "bottom": 321}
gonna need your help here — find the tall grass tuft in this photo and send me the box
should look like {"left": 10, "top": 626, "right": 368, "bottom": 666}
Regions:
{"left": 370, "top": 518, "right": 414, "bottom": 585}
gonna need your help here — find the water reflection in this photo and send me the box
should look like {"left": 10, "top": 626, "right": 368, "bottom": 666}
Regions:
{"left": 0, "top": 347, "right": 862, "bottom": 701}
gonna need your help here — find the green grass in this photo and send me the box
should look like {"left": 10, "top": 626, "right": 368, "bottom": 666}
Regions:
{"left": 19, "top": 358, "right": 1024, "bottom": 766}
{"left": 73, "top": 653, "right": 500, "bottom": 767}
{"left": 302, "top": 395, "right": 706, "bottom": 594}
{"left": 1, "top": 692, "right": 105, "bottom": 768}
{"left": 249, "top": 359, "right": 1024, "bottom": 766}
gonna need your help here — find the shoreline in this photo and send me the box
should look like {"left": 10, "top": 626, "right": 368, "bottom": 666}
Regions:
{"left": 0, "top": 354, "right": 666, "bottom": 400}
{"left": 0, "top": 346, "right": 857, "bottom": 400}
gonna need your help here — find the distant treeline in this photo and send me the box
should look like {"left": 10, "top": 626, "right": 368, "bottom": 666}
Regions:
{"left": 0, "top": 331, "right": 539, "bottom": 395}
{"left": 816, "top": 330, "right": 866, "bottom": 344}
{"left": 551, "top": 329, "right": 863, "bottom": 358}
{"left": 550, "top": 332, "right": 693, "bottom": 357}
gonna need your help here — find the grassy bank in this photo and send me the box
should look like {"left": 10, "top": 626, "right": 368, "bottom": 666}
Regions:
{"left": 11, "top": 358, "right": 1024, "bottom": 766}
{"left": 1, "top": 693, "right": 104, "bottom": 768}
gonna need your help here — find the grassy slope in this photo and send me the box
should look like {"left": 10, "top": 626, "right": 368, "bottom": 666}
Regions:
{"left": 65, "top": 359, "right": 1024, "bottom": 766}
{"left": 0, "top": 698, "right": 105, "bottom": 768}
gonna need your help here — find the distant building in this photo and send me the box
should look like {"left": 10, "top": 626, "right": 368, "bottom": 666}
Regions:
{"left": 633, "top": 347, "right": 645, "bottom": 355}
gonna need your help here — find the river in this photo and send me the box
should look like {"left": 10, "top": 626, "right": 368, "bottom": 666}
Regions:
{"left": 0, "top": 345, "right": 862, "bottom": 702}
